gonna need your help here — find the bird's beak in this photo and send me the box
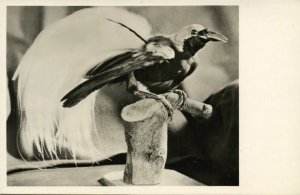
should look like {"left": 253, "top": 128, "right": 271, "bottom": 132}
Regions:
{"left": 206, "top": 31, "right": 228, "bottom": 43}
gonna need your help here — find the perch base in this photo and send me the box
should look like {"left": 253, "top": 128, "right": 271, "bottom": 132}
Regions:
{"left": 98, "top": 169, "right": 205, "bottom": 186}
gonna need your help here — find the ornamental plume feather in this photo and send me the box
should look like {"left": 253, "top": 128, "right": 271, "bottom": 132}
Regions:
{"left": 13, "top": 7, "right": 152, "bottom": 160}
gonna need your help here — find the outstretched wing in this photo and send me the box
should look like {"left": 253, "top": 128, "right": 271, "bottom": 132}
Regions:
{"left": 61, "top": 42, "right": 175, "bottom": 107}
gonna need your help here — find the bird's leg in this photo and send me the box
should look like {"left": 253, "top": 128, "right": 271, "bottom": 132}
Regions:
{"left": 127, "top": 73, "right": 174, "bottom": 118}
{"left": 169, "top": 89, "right": 188, "bottom": 110}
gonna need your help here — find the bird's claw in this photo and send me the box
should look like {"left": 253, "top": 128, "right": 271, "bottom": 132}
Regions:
{"left": 170, "top": 89, "right": 187, "bottom": 110}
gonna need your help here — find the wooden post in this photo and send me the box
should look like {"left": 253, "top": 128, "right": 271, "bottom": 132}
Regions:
{"left": 121, "top": 98, "right": 168, "bottom": 185}
{"left": 120, "top": 91, "right": 213, "bottom": 185}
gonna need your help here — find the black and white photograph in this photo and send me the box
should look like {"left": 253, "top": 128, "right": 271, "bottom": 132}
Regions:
{"left": 1, "top": 1, "right": 300, "bottom": 194}
{"left": 7, "top": 5, "right": 238, "bottom": 186}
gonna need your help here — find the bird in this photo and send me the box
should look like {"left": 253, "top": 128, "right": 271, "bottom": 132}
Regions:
{"left": 12, "top": 7, "right": 228, "bottom": 160}
{"left": 61, "top": 19, "right": 228, "bottom": 115}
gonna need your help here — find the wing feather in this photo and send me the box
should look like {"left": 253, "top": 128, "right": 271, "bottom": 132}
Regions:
{"left": 62, "top": 53, "right": 160, "bottom": 107}
{"left": 85, "top": 51, "right": 134, "bottom": 78}
{"left": 61, "top": 41, "right": 175, "bottom": 107}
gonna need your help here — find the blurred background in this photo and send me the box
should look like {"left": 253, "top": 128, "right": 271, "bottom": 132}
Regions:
{"left": 7, "top": 6, "right": 238, "bottom": 185}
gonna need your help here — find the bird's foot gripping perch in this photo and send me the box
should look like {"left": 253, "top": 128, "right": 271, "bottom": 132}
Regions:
{"left": 168, "top": 89, "right": 187, "bottom": 110}
{"left": 133, "top": 89, "right": 211, "bottom": 120}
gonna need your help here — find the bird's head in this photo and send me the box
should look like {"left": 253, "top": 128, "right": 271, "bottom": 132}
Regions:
{"left": 171, "top": 24, "right": 228, "bottom": 56}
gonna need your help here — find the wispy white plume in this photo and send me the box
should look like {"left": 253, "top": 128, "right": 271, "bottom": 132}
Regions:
{"left": 13, "top": 7, "right": 152, "bottom": 160}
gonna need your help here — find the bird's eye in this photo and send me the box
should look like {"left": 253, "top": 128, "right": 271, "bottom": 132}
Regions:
{"left": 191, "top": 30, "right": 198, "bottom": 36}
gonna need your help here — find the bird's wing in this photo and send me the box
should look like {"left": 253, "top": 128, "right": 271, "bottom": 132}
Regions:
{"left": 61, "top": 44, "right": 175, "bottom": 107}
{"left": 84, "top": 50, "right": 135, "bottom": 78}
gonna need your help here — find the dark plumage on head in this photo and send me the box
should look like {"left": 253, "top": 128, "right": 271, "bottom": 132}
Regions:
{"left": 171, "top": 24, "right": 228, "bottom": 56}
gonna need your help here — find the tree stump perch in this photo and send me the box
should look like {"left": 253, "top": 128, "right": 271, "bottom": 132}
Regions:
{"left": 122, "top": 98, "right": 168, "bottom": 185}
{"left": 119, "top": 91, "right": 213, "bottom": 185}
